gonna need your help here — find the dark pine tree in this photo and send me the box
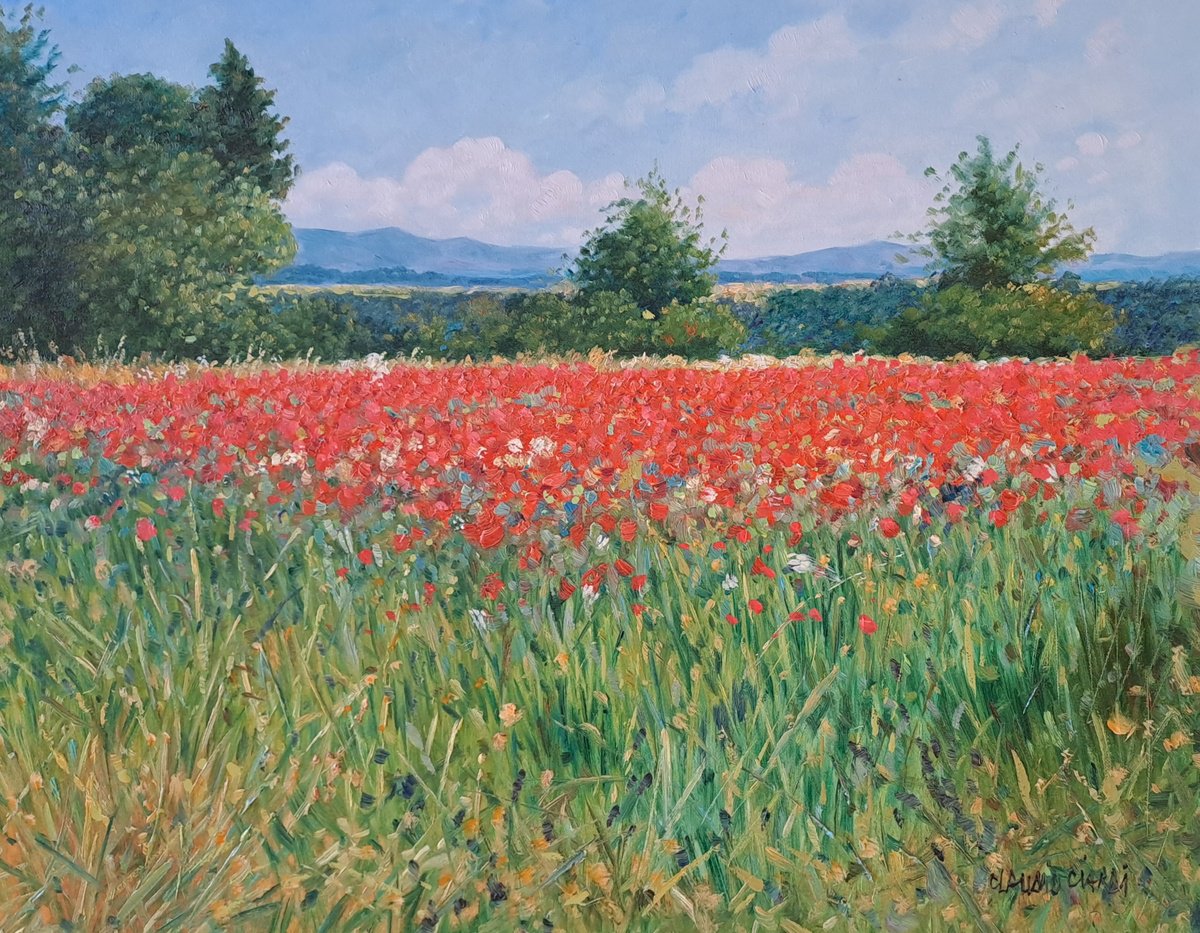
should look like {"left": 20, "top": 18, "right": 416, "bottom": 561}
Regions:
{"left": 198, "top": 39, "right": 296, "bottom": 200}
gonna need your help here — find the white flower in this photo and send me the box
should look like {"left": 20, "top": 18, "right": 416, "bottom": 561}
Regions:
{"left": 962, "top": 457, "right": 988, "bottom": 483}
{"left": 596, "top": 534, "right": 610, "bottom": 550}
{"left": 786, "top": 553, "right": 818, "bottom": 574}
{"left": 506, "top": 438, "right": 524, "bottom": 454}
{"left": 530, "top": 435, "right": 555, "bottom": 458}
{"left": 722, "top": 574, "right": 740, "bottom": 592}
{"left": 469, "top": 608, "right": 493, "bottom": 634}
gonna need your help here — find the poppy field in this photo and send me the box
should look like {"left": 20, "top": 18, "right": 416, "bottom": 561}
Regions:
{"left": 1, "top": 353, "right": 1199, "bottom": 930}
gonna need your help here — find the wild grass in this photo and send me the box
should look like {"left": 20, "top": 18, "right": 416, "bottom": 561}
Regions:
{"left": 0, "top": 454, "right": 1197, "bottom": 931}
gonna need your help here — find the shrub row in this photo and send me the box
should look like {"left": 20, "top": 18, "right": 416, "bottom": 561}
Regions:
{"left": 255, "top": 275, "right": 1200, "bottom": 363}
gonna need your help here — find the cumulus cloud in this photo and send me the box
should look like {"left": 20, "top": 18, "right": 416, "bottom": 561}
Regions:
{"left": 287, "top": 138, "right": 937, "bottom": 258}
{"left": 686, "top": 154, "right": 936, "bottom": 258}
{"left": 286, "top": 137, "right": 625, "bottom": 246}
{"left": 901, "top": 0, "right": 1008, "bottom": 51}
{"left": 1075, "top": 131, "right": 1108, "bottom": 157}
{"left": 1034, "top": 0, "right": 1068, "bottom": 27}
{"left": 662, "top": 14, "right": 858, "bottom": 113}
{"left": 1085, "top": 19, "right": 1126, "bottom": 65}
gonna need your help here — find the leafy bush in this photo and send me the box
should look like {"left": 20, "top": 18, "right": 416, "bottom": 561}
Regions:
{"left": 506, "top": 290, "right": 657, "bottom": 356}
{"left": 436, "top": 294, "right": 522, "bottom": 360}
{"left": 266, "top": 292, "right": 373, "bottom": 360}
{"left": 877, "top": 283, "right": 1117, "bottom": 358}
{"left": 655, "top": 299, "right": 746, "bottom": 358}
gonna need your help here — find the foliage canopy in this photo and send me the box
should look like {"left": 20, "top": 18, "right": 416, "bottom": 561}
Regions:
{"left": 909, "top": 136, "right": 1095, "bottom": 290}
{"left": 569, "top": 168, "right": 725, "bottom": 315}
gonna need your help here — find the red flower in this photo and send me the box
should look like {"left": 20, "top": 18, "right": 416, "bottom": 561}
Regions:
{"left": 808, "top": 609, "right": 822, "bottom": 621}
{"left": 879, "top": 518, "right": 901, "bottom": 539}
{"left": 858, "top": 614, "right": 877, "bottom": 635}
{"left": 167, "top": 485, "right": 186, "bottom": 502}
{"left": 788, "top": 610, "right": 804, "bottom": 621}
{"left": 946, "top": 503, "right": 967, "bottom": 523}
{"left": 725, "top": 613, "right": 739, "bottom": 626}
{"left": 649, "top": 502, "right": 669, "bottom": 521}
{"left": 632, "top": 604, "right": 645, "bottom": 617}
{"left": 631, "top": 574, "right": 647, "bottom": 593}
{"left": 135, "top": 517, "right": 157, "bottom": 542}
{"left": 481, "top": 573, "right": 504, "bottom": 599}
{"left": 619, "top": 519, "right": 637, "bottom": 542}
{"left": 989, "top": 509, "right": 1008, "bottom": 528}
{"left": 999, "top": 489, "right": 1023, "bottom": 512}
{"left": 358, "top": 548, "right": 374, "bottom": 566}
{"left": 336, "top": 567, "right": 350, "bottom": 579}
{"left": 751, "top": 556, "right": 776, "bottom": 580}
{"left": 614, "top": 558, "right": 635, "bottom": 577}
{"left": 559, "top": 578, "right": 577, "bottom": 600}
{"left": 748, "top": 599, "right": 764, "bottom": 614}
{"left": 212, "top": 497, "right": 226, "bottom": 518}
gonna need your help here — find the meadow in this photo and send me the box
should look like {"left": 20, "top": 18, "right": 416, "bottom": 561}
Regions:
{"left": 0, "top": 353, "right": 1198, "bottom": 931}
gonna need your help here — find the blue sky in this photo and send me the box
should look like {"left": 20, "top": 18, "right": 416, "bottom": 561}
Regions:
{"left": 39, "top": 0, "right": 1200, "bottom": 257}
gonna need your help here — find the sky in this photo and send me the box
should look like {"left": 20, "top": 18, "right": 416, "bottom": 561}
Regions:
{"left": 38, "top": 0, "right": 1200, "bottom": 258}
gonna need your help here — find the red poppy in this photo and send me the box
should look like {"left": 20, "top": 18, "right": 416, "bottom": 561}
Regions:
{"left": 879, "top": 518, "right": 901, "bottom": 539}
{"left": 858, "top": 614, "right": 877, "bottom": 635}
{"left": 751, "top": 556, "right": 776, "bottom": 580}
{"left": 135, "top": 517, "right": 157, "bottom": 542}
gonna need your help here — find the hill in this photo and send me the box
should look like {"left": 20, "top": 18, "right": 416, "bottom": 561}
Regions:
{"left": 274, "top": 227, "right": 1200, "bottom": 287}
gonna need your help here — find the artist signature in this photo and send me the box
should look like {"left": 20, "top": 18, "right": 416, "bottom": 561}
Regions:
{"left": 988, "top": 863, "right": 1149, "bottom": 899}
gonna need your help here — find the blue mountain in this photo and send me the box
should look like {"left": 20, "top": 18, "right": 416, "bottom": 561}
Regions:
{"left": 281, "top": 227, "right": 1200, "bottom": 286}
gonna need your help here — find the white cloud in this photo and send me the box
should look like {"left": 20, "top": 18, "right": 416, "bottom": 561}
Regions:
{"left": 1085, "top": 19, "right": 1126, "bottom": 66}
{"left": 909, "top": 1, "right": 1007, "bottom": 51}
{"left": 1075, "top": 131, "right": 1108, "bottom": 157}
{"left": 287, "top": 140, "right": 938, "bottom": 259}
{"left": 663, "top": 14, "right": 858, "bottom": 113}
{"left": 1034, "top": 0, "right": 1068, "bottom": 27}
{"left": 286, "top": 137, "right": 625, "bottom": 246}
{"left": 687, "top": 153, "right": 936, "bottom": 257}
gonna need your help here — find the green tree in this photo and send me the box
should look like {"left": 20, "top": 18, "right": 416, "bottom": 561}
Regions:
{"left": 67, "top": 73, "right": 199, "bottom": 158}
{"left": 77, "top": 146, "right": 295, "bottom": 358}
{"left": 0, "top": 4, "right": 88, "bottom": 351}
{"left": 910, "top": 136, "right": 1095, "bottom": 289}
{"left": 197, "top": 40, "right": 296, "bottom": 199}
{"left": 569, "top": 167, "right": 725, "bottom": 316}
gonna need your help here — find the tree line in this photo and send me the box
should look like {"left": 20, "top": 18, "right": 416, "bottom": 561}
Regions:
{"left": 1, "top": 5, "right": 306, "bottom": 359}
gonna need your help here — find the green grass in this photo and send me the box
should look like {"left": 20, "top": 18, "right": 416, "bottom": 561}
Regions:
{"left": 0, "top": 471, "right": 1197, "bottom": 930}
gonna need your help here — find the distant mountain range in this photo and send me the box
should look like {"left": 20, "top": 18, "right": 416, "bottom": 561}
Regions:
{"left": 269, "top": 227, "right": 1200, "bottom": 288}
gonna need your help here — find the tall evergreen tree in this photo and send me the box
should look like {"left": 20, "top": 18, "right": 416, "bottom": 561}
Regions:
{"left": 197, "top": 40, "right": 296, "bottom": 199}
{"left": 0, "top": 4, "right": 87, "bottom": 351}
